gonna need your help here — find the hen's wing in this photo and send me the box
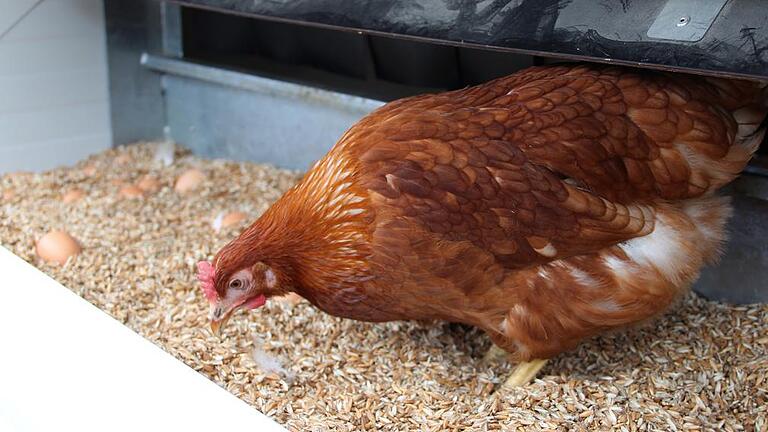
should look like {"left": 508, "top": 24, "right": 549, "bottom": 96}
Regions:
{"left": 358, "top": 134, "right": 653, "bottom": 268}
{"left": 358, "top": 65, "right": 764, "bottom": 204}
{"left": 351, "top": 65, "right": 764, "bottom": 268}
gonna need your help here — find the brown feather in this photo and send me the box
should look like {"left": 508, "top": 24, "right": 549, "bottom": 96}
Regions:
{"left": 212, "top": 64, "right": 765, "bottom": 359}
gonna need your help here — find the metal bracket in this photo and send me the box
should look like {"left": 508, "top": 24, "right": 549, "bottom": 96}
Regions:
{"left": 161, "top": 2, "right": 183, "bottom": 57}
{"left": 647, "top": 0, "right": 728, "bottom": 42}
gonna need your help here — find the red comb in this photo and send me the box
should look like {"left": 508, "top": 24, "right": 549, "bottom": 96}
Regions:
{"left": 197, "top": 261, "right": 218, "bottom": 302}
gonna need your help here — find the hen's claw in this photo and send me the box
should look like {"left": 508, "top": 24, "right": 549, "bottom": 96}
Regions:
{"left": 501, "top": 359, "right": 548, "bottom": 389}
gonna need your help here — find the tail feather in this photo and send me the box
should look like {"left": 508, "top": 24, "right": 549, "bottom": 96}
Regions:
{"left": 684, "top": 83, "right": 767, "bottom": 194}
{"left": 678, "top": 195, "right": 733, "bottom": 265}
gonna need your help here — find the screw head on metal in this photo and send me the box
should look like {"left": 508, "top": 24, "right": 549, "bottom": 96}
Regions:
{"left": 677, "top": 15, "right": 690, "bottom": 27}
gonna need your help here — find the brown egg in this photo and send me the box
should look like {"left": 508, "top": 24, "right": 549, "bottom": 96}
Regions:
{"left": 174, "top": 169, "right": 206, "bottom": 193}
{"left": 82, "top": 164, "right": 97, "bottom": 177}
{"left": 62, "top": 188, "right": 86, "bottom": 203}
{"left": 119, "top": 185, "right": 144, "bottom": 199}
{"left": 221, "top": 211, "right": 248, "bottom": 228}
{"left": 2, "top": 189, "right": 15, "bottom": 201}
{"left": 137, "top": 175, "right": 160, "bottom": 192}
{"left": 36, "top": 230, "right": 82, "bottom": 265}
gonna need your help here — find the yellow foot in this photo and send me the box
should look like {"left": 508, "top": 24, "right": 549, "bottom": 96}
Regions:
{"left": 482, "top": 345, "right": 509, "bottom": 364}
{"left": 501, "top": 359, "right": 548, "bottom": 388}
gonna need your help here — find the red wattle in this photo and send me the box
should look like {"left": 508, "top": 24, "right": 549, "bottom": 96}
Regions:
{"left": 244, "top": 294, "right": 267, "bottom": 309}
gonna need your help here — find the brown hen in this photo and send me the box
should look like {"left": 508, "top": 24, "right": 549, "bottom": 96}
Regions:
{"left": 202, "top": 64, "right": 766, "bottom": 387}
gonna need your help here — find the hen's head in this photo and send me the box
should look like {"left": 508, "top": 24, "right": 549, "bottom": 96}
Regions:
{"left": 198, "top": 247, "right": 285, "bottom": 335}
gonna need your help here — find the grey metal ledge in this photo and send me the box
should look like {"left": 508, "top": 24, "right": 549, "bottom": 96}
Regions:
{"left": 140, "top": 53, "right": 385, "bottom": 114}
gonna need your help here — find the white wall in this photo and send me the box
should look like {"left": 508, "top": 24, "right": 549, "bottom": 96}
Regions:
{"left": 0, "top": 0, "right": 111, "bottom": 173}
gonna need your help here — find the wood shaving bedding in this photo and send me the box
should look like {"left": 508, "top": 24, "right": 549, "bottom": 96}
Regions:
{"left": 1, "top": 142, "right": 766, "bottom": 432}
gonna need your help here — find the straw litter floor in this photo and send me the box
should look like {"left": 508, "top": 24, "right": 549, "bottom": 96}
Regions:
{"left": 1, "top": 143, "right": 766, "bottom": 432}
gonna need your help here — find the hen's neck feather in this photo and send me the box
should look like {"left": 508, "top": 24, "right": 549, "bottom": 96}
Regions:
{"left": 236, "top": 147, "right": 373, "bottom": 296}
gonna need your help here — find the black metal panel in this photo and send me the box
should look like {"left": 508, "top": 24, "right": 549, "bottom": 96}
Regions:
{"left": 167, "top": 0, "right": 768, "bottom": 80}
{"left": 180, "top": 8, "right": 535, "bottom": 101}
{"left": 696, "top": 173, "right": 768, "bottom": 304}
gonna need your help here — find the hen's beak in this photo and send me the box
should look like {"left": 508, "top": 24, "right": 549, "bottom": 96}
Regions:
{"left": 210, "top": 310, "right": 232, "bottom": 336}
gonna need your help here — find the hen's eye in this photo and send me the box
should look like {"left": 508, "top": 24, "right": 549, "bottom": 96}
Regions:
{"left": 229, "top": 279, "right": 243, "bottom": 290}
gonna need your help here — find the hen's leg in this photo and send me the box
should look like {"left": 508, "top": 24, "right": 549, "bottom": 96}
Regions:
{"left": 483, "top": 334, "right": 547, "bottom": 389}
{"left": 502, "top": 359, "right": 548, "bottom": 388}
